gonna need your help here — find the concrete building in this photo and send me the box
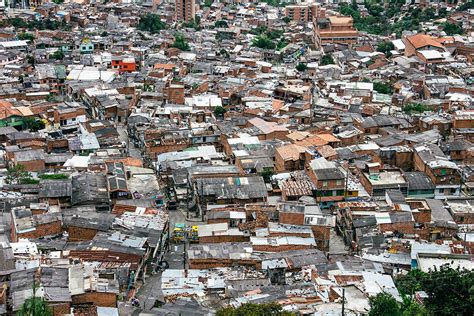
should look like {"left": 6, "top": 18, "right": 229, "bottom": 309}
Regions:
{"left": 175, "top": 0, "right": 195, "bottom": 22}
{"left": 314, "top": 16, "right": 359, "bottom": 48}
{"left": 285, "top": 3, "right": 324, "bottom": 23}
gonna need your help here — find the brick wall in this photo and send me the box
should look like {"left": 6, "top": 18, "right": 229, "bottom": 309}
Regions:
{"left": 311, "top": 225, "right": 330, "bottom": 251}
{"left": 198, "top": 235, "right": 249, "bottom": 243}
{"left": 50, "top": 302, "right": 70, "bottom": 316}
{"left": 15, "top": 220, "right": 62, "bottom": 242}
{"left": 189, "top": 259, "right": 261, "bottom": 270}
{"left": 412, "top": 209, "right": 431, "bottom": 224}
{"left": 268, "top": 232, "right": 312, "bottom": 238}
{"left": 379, "top": 222, "right": 415, "bottom": 235}
{"left": 252, "top": 244, "right": 313, "bottom": 252}
{"left": 452, "top": 213, "right": 474, "bottom": 225}
{"left": 67, "top": 226, "right": 99, "bottom": 241}
{"left": 72, "top": 292, "right": 117, "bottom": 307}
{"left": 279, "top": 212, "right": 304, "bottom": 225}
{"left": 16, "top": 159, "right": 45, "bottom": 172}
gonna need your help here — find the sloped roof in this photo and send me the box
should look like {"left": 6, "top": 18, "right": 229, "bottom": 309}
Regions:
{"left": 406, "top": 34, "right": 444, "bottom": 49}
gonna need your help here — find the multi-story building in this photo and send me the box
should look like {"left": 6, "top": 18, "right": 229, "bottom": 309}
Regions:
{"left": 307, "top": 157, "right": 346, "bottom": 208}
{"left": 175, "top": 0, "right": 195, "bottom": 22}
{"left": 314, "top": 16, "right": 359, "bottom": 48}
{"left": 413, "top": 144, "right": 461, "bottom": 198}
{"left": 285, "top": 3, "right": 325, "bottom": 23}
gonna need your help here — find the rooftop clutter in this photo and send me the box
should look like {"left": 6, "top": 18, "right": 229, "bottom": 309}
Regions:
{"left": 0, "top": 0, "right": 473, "bottom": 315}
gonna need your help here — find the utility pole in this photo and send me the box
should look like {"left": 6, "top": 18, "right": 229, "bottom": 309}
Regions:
{"left": 344, "top": 162, "right": 349, "bottom": 200}
{"left": 183, "top": 230, "right": 188, "bottom": 277}
{"left": 341, "top": 288, "right": 345, "bottom": 316}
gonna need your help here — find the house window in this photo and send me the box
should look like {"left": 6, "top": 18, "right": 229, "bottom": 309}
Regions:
{"left": 336, "top": 180, "right": 343, "bottom": 186}
{"left": 323, "top": 181, "right": 328, "bottom": 187}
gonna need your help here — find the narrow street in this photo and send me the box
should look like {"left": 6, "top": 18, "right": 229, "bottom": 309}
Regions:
{"left": 116, "top": 125, "right": 142, "bottom": 159}
{"left": 134, "top": 206, "right": 204, "bottom": 312}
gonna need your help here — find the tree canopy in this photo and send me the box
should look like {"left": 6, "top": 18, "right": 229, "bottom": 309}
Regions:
{"left": 373, "top": 82, "right": 394, "bottom": 95}
{"left": 18, "top": 33, "right": 35, "bottom": 41}
{"left": 214, "top": 20, "right": 229, "bottom": 28}
{"left": 369, "top": 292, "right": 428, "bottom": 316}
{"left": 296, "top": 62, "right": 307, "bottom": 72}
{"left": 213, "top": 106, "right": 226, "bottom": 117}
{"left": 395, "top": 266, "right": 474, "bottom": 315}
{"left": 252, "top": 35, "right": 276, "bottom": 50}
{"left": 216, "top": 302, "right": 294, "bottom": 316}
{"left": 172, "top": 33, "right": 190, "bottom": 51}
{"left": 320, "top": 54, "right": 335, "bottom": 65}
{"left": 338, "top": 1, "right": 448, "bottom": 37}
{"left": 138, "top": 14, "right": 166, "bottom": 34}
{"left": 377, "top": 41, "right": 395, "bottom": 57}
{"left": 17, "top": 281, "right": 52, "bottom": 316}
{"left": 6, "top": 165, "right": 39, "bottom": 185}
{"left": 443, "top": 22, "right": 463, "bottom": 35}
{"left": 369, "top": 293, "right": 401, "bottom": 316}
{"left": 403, "top": 103, "right": 429, "bottom": 115}
{"left": 51, "top": 50, "right": 65, "bottom": 60}
{"left": 23, "top": 117, "right": 45, "bottom": 132}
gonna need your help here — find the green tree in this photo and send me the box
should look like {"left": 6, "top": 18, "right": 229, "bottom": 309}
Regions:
{"left": 8, "top": 18, "right": 28, "bottom": 28}
{"left": 252, "top": 35, "right": 275, "bottom": 49}
{"left": 216, "top": 302, "right": 293, "bottom": 316}
{"left": 282, "top": 16, "right": 291, "bottom": 24}
{"left": 214, "top": 20, "right": 228, "bottom": 28}
{"left": 377, "top": 41, "right": 395, "bottom": 57}
{"left": 203, "top": 0, "right": 212, "bottom": 7}
{"left": 403, "top": 103, "right": 429, "bottom": 115}
{"left": 39, "top": 173, "right": 69, "bottom": 180}
{"left": 369, "top": 293, "right": 401, "bottom": 316}
{"left": 396, "top": 266, "right": 474, "bottom": 315}
{"left": 182, "top": 17, "right": 201, "bottom": 30}
{"left": 172, "top": 33, "right": 190, "bottom": 51}
{"left": 261, "top": 0, "right": 285, "bottom": 7}
{"left": 138, "top": 14, "right": 166, "bottom": 34}
{"left": 400, "top": 295, "right": 428, "bottom": 316}
{"left": 5, "top": 165, "right": 38, "bottom": 185}
{"left": 420, "top": 266, "right": 473, "bottom": 315}
{"left": 276, "top": 38, "right": 287, "bottom": 50}
{"left": 213, "top": 106, "right": 226, "bottom": 117}
{"left": 18, "top": 33, "right": 35, "bottom": 41}
{"left": 266, "top": 29, "right": 283, "bottom": 40}
{"left": 17, "top": 281, "right": 52, "bottom": 316}
{"left": 320, "top": 54, "right": 335, "bottom": 65}
{"left": 250, "top": 25, "right": 268, "bottom": 36}
{"left": 260, "top": 169, "right": 274, "bottom": 183}
{"left": 396, "top": 269, "right": 426, "bottom": 295}
{"left": 443, "top": 22, "right": 463, "bottom": 35}
{"left": 218, "top": 48, "right": 230, "bottom": 58}
{"left": 26, "top": 55, "right": 35, "bottom": 65}
{"left": 459, "top": 2, "right": 474, "bottom": 11}
{"left": 296, "top": 62, "right": 307, "bottom": 72}
{"left": 52, "top": 0, "right": 64, "bottom": 3}
{"left": 373, "top": 82, "right": 394, "bottom": 95}
{"left": 338, "top": 2, "right": 443, "bottom": 37}
{"left": 23, "top": 117, "right": 45, "bottom": 132}
{"left": 51, "top": 50, "right": 65, "bottom": 60}
{"left": 46, "top": 94, "right": 56, "bottom": 102}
